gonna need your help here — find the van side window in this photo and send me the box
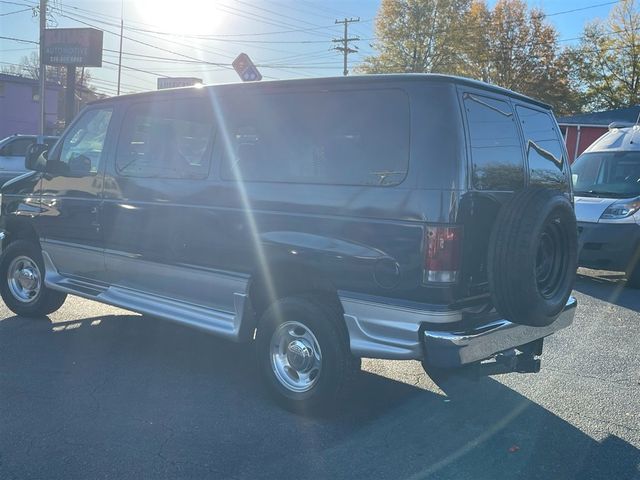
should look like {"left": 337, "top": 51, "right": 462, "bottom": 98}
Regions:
{"left": 116, "top": 99, "right": 213, "bottom": 179}
{"left": 219, "top": 89, "right": 410, "bottom": 186}
{"left": 50, "top": 108, "right": 113, "bottom": 176}
{"left": 463, "top": 93, "right": 524, "bottom": 191}
{"left": 516, "top": 106, "right": 566, "bottom": 188}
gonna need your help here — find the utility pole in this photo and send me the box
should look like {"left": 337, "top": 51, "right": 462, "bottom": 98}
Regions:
{"left": 38, "top": 0, "right": 46, "bottom": 135}
{"left": 116, "top": 0, "right": 123, "bottom": 95}
{"left": 333, "top": 17, "right": 359, "bottom": 76}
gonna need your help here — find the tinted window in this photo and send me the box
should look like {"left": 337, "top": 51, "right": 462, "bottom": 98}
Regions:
{"left": 516, "top": 106, "right": 566, "bottom": 188}
{"left": 463, "top": 94, "right": 524, "bottom": 191}
{"left": 572, "top": 151, "right": 640, "bottom": 197}
{"left": 219, "top": 89, "right": 409, "bottom": 186}
{"left": 117, "top": 99, "right": 213, "bottom": 179}
{"left": 1, "top": 138, "right": 34, "bottom": 156}
{"left": 51, "top": 108, "right": 112, "bottom": 176}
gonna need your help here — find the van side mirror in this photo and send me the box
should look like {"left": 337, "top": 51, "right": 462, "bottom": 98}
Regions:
{"left": 25, "top": 143, "right": 48, "bottom": 172}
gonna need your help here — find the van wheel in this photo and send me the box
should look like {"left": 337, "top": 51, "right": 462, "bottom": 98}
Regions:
{"left": 255, "top": 295, "right": 359, "bottom": 414}
{"left": 0, "top": 240, "right": 67, "bottom": 317}
{"left": 488, "top": 188, "right": 578, "bottom": 327}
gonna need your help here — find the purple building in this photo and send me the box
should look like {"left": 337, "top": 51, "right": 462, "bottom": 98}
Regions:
{"left": 0, "top": 73, "right": 61, "bottom": 139}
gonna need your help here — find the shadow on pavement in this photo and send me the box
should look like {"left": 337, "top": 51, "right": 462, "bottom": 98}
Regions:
{"left": 0, "top": 312, "right": 638, "bottom": 480}
{"left": 574, "top": 270, "right": 640, "bottom": 312}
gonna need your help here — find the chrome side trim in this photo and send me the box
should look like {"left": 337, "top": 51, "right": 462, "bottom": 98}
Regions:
{"left": 340, "top": 296, "right": 463, "bottom": 360}
{"left": 104, "top": 250, "right": 248, "bottom": 314}
{"left": 42, "top": 250, "right": 250, "bottom": 341}
{"left": 41, "top": 240, "right": 107, "bottom": 282}
{"left": 423, "top": 297, "right": 577, "bottom": 368}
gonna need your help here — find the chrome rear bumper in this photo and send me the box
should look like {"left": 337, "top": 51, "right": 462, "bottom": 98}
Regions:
{"left": 423, "top": 297, "right": 577, "bottom": 368}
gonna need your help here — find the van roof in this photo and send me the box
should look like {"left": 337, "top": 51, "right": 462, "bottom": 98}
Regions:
{"left": 89, "top": 74, "right": 551, "bottom": 110}
{"left": 584, "top": 125, "right": 640, "bottom": 153}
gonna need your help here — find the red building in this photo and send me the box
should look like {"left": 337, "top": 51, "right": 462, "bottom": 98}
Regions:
{"left": 558, "top": 105, "right": 640, "bottom": 163}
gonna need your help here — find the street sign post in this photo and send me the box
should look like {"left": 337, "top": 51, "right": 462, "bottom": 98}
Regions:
{"left": 232, "top": 53, "right": 262, "bottom": 82}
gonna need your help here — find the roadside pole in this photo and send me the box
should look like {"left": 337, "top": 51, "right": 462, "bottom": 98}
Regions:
{"left": 65, "top": 65, "right": 76, "bottom": 127}
{"left": 38, "top": 0, "right": 46, "bottom": 135}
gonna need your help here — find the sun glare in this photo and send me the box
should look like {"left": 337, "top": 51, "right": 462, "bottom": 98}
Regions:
{"left": 136, "top": 0, "right": 223, "bottom": 35}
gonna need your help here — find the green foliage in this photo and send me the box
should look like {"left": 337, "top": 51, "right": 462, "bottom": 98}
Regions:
{"left": 571, "top": 0, "right": 640, "bottom": 110}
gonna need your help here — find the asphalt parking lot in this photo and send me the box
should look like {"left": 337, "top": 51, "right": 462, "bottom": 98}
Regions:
{"left": 0, "top": 269, "right": 638, "bottom": 480}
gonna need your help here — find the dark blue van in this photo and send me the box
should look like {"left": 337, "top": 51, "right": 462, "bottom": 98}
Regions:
{"left": 0, "top": 75, "right": 578, "bottom": 412}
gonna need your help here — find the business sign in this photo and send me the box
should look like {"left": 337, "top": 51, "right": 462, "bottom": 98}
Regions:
{"left": 232, "top": 53, "right": 262, "bottom": 82}
{"left": 43, "top": 28, "right": 103, "bottom": 66}
{"left": 157, "top": 77, "right": 203, "bottom": 89}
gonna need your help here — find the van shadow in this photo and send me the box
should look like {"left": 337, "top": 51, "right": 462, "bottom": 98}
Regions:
{"left": 574, "top": 269, "right": 640, "bottom": 312}
{"left": 0, "top": 312, "right": 637, "bottom": 480}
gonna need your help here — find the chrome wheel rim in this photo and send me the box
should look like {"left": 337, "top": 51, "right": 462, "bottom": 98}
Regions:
{"left": 270, "top": 321, "right": 322, "bottom": 393}
{"left": 7, "top": 255, "right": 42, "bottom": 304}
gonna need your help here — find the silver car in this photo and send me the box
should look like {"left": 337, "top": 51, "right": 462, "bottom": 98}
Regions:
{"left": 572, "top": 123, "right": 640, "bottom": 287}
{"left": 0, "top": 135, "right": 59, "bottom": 186}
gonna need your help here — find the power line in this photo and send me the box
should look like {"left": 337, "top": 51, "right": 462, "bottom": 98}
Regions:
{"left": 543, "top": 0, "right": 620, "bottom": 17}
{"left": 0, "top": 35, "right": 37, "bottom": 43}
{"left": 0, "top": 6, "right": 31, "bottom": 15}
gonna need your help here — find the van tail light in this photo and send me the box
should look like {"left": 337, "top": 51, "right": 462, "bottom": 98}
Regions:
{"left": 424, "top": 225, "right": 462, "bottom": 283}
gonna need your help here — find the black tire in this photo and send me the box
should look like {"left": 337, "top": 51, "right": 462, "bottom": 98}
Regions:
{"left": 255, "top": 295, "right": 359, "bottom": 414}
{"left": 0, "top": 240, "right": 67, "bottom": 317}
{"left": 487, "top": 188, "right": 577, "bottom": 327}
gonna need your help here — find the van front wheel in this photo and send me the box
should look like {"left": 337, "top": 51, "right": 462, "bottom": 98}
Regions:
{"left": 255, "top": 295, "right": 359, "bottom": 414}
{"left": 0, "top": 240, "right": 67, "bottom": 317}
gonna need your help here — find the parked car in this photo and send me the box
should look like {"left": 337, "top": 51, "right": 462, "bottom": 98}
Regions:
{"left": 572, "top": 123, "right": 640, "bottom": 288}
{"left": 0, "top": 134, "right": 58, "bottom": 185}
{"left": 0, "top": 75, "right": 578, "bottom": 412}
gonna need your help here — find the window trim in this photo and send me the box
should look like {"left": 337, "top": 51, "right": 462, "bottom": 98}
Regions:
{"left": 115, "top": 98, "right": 216, "bottom": 180}
{"left": 218, "top": 87, "right": 411, "bottom": 187}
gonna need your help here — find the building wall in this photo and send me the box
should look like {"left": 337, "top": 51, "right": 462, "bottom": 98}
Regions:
{"left": 559, "top": 125, "right": 608, "bottom": 163}
{"left": 0, "top": 78, "right": 60, "bottom": 139}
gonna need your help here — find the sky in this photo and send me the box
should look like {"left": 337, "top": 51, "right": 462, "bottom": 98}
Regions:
{"left": 0, "top": 0, "right": 623, "bottom": 96}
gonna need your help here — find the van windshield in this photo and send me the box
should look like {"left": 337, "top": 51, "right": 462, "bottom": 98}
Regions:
{"left": 572, "top": 151, "right": 640, "bottom": 198}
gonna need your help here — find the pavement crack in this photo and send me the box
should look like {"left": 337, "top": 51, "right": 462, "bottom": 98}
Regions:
{"left": 545, "top": 366, "right": 639, "bottom": 389}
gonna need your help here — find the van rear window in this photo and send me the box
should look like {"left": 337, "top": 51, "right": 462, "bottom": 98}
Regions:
{"left": 219, "top": 89, "right": 410, "bottom": 186}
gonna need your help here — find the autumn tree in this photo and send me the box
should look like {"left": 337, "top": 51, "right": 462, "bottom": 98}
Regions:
{"left": 572, "top": 0, "right": 640, "bottom": 110}
{"left": 358, "top": 0, "right": 582, "bottom": 114}
{"left": 463, "top": 0, "right": 581, "bottom": 114}
{"left": 358, "top": 0, "right": 471, "bottom": 74}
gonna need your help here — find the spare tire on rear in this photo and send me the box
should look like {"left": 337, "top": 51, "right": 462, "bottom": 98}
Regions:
{"left": 487, "top": 188, "right": 577, "bottom": 327}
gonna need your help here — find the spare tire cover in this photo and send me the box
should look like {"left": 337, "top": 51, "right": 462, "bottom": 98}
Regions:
{"left": 487, "top": 188, "right": 577, "bottom": 327}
